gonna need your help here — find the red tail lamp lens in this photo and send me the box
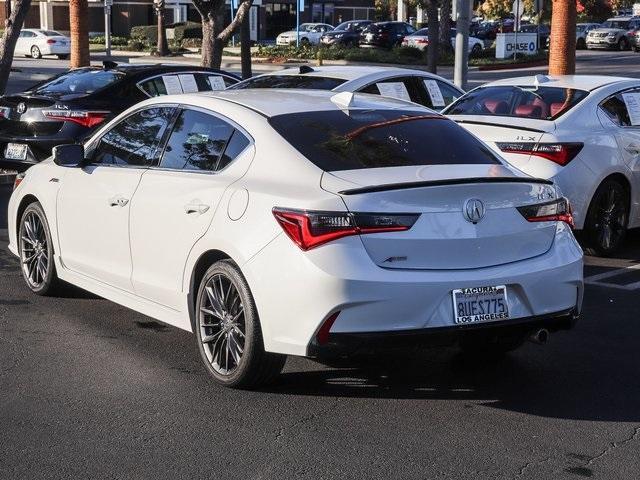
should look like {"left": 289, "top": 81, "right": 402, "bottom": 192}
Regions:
{"left": 497, "top": 142, "right": 583, "bottom": 166}
{"left": 517, "top": 197, "right": 574, "bottom": 229}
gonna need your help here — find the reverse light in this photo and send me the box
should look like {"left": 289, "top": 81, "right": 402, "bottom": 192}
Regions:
{"left": 496, "top": 142, "right": 583, "bottom": 166}
{"left": 517, "top": 197, "right": 574, "bottom": 229}
{"left": 272, "top": 208, "right": 419, "bottom": 251}
{"left": 42, "top": 109, "right": 110, "bottom": 128}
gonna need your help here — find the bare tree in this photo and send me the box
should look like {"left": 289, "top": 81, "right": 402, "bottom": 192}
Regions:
{"left": 0, "top": 0, "right": 32, "bottom": 94}
{"left": 192, "top": 0, "right": 254, "bottom": 69}
{"left": 70, "top": 0, "right": 90, "bottom": 67}
{"left": 154, "top": 0, "right": 169, "bottom": 56}
{"left": 240, "top": 8, "right": 251, "bottom": 78}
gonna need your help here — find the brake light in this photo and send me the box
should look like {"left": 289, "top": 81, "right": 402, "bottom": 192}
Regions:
{"left": 416, "top": 38, "right": 429, "bottom": 44}
{"left": 272, "top": 208, "right": 419, "bottom": 251}
{"left": 42, "top": 110, "right": 110, "bottom": 128}
{"left": 496, "top": 142, "right": 583, "bottom": 166}
{"left": 47, "top": 39, "right": 56, "bottom": 44}
{"left": 0, "top": 107, "right": 8, "bottom": 118}
{"left": 517, "top": 197, "right": 574, "bottom": 228}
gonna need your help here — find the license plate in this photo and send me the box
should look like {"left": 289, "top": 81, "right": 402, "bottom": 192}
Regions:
{"left": 452, "top": 285, "right": 509, "bottom": 324}
{"left": 5, "top": 143, "right": 27, "bottom": 160}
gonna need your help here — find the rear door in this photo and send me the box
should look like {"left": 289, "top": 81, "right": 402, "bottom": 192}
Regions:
{"left": 129, "top": 107, "right": 253, "bottom": 310}
{"left": 358, "top": 76, "right": 424, "bottom": 106}
{"left": 599, "top": 89, "right": 640, "bottom": 180}
{"left": 57, "top": 106, "right": 174, "bottom": 290}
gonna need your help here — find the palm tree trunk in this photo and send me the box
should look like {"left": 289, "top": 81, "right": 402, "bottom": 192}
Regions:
{"left": 438, "top": 0, "right": 452, "bottom": 54}
{"left": 548, "top": 0, "right": 576, "bottom": 74}
{"left": 156, "top": 2, "right": 169, "bottom": 56}
{"left": 70, "top": 0, "right": 90, "bottom": 67}
{"left": 0, "top": 0, "right": 32, "bottom": 94}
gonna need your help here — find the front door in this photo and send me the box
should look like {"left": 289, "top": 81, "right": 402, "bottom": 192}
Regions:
{"left": 130, "top": 108, "right": 253, "bottom": 310}
{"left": 56, "top": 106, "right": 174, "bottom": 291}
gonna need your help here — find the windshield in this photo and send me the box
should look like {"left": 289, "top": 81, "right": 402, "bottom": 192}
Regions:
{"left": 268, "top": 110, "right": 500, "bottom": 172}
{"left": 29, "top": 68, "right": 124, "bottom": 95}
{"left": 445, "top": 86, "right": 589, "bottom": 120}
{"left": 335, "top": 21, "right": 368, "bottom": 32}
{"left": 601, "top": 20, "right": 630, "bottom": 29}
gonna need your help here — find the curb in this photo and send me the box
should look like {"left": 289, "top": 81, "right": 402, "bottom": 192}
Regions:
{"left": 477, "top": 59, "right": 548, "bottom": 71}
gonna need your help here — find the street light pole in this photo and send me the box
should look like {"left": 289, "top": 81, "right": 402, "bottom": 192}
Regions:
{"left": 453, "top": 0, "right": 470, "bottom": 90}
{"left": 104, "top": 0, "right": 112, "bottom": 57}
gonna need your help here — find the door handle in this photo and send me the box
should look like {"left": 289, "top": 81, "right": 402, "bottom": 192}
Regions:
{"left": 625, "top": 144, "right": 640, "bottom": 155}
{"left": 184, "top": 203, "right": 210, "bottom": 215}
{"left": 108, "top": 196, "right": 129, "bottom": 207}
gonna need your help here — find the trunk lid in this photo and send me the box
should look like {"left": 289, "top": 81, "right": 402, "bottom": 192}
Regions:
{"left": 0, "top": 95, "right": 65, "bottom": 137}
{"left": 322, "top": 165, "right": 558, "bottom": 270}
{"left": 451, "top": 115, "right": 554, "bottom": 171}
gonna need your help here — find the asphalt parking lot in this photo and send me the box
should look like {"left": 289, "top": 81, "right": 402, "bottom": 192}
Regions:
{"left": 2, "top": 52, "right": 640, "bottom": 479}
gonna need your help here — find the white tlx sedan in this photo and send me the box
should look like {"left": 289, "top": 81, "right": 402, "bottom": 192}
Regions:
{"left": 8, "top": 90, "right": 583, "bottom": 389}
{"left": 445, "top": 75, "right": 640, "bottom": 256}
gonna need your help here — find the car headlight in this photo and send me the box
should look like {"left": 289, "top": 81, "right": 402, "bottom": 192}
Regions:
{"left": 608, "top": 33, "right": 617, "bottom": 37}
{"left": 334, "top": 33, "right": 344, "bottom": 38}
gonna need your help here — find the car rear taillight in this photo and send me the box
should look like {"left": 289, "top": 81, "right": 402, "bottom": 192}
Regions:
{"left": 517, "top": 197, "right": 574, "bottom": 228}
{"left": 42, "top": 109, "right": 110, "bottom": 128}
{"left": 0, "top": 107, "right": 8, "bottom": 119}
{"left": 272, "top": 208, "right": 419, "bottom": 251}
{"left": 13, "top": 173, "right": 25, "bottom": 191}
{"left": 47, "top": 39, "right": 56, "bottom": 44}
{"left": 496, "top": 142, "right": 583, "bottom": 166}
{"left": 317, "top": 311, "right": 340, "bottom": 345}
{"left": 416, "top": 38, "right": 429, "bottom": 44}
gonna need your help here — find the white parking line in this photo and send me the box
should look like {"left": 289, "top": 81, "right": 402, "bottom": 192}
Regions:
{"left": 584, "top": 263, "right": 640, "bottom": 290}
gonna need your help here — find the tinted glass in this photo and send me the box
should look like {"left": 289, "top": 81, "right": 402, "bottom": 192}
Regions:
{"left": 230, "top": 75, "right": 346, "bottom": 90}
{"left": 30, "top": 68, "right": 124, "bottom": 95}
{"left": 218, "top": 130, "right": 251, "bottom": 170}
{"left": 359, "top": 77, "right": 421, "bottom": 105}
{"left": 93, "top": 107, "right": 174, "bottom": 167}
{"left": 600, "top": 93, "right": 636, "bottom": 127}
{"left": 602, "top": 20, "right": 630, "bottom": 29}
{"left": 160, "top": 110, "right": 234, "bottom": 171}
{"left": 138, "top": 73, "right": 234, "bottom": 97}
{"left": 436, "top": 81, "right": 463, "bottom": 106}
{"left": 268, "top": 110, "right": 500, "bottom": 172}
{"left": 42, "top": 30, "right": 63, "bottom": 36}
{"left": 445, "top": 86, "right": 589, "bottom": 120}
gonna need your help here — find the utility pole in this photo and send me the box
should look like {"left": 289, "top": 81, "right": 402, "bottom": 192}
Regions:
{"left": 104, "top": 0, "right": 112, "bottom": 57}
{"left": 453, "top": 0, "right": 470, "bottom": 90}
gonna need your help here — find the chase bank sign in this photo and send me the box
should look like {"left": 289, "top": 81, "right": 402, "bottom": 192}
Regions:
{"left": 495, "top": 33, "right": 538, "bottom": 59}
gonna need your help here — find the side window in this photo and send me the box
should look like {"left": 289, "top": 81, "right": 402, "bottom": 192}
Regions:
{"left": 160, "top": 109, "right": 234, "bottom": 172}
{"left": 138, "top": 73, "right": 235, "bottom": 97}
{"left": 436, "top": 81, "right": 462, "bottom": 107}
{"left": 92, "top": 107, "right": 174, "bottom": 167}
{"left": 218, "top": 130, "right": 251, "bottom": 171}
{"left": 359, "top": 77, "right": 421, "bottom": 105}
{"left": 600, "top": 94, "right": 632, "bottom": 127}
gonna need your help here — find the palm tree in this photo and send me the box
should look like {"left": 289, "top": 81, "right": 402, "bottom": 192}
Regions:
{"left": 548, "top": 0, "right": 576, "bottom": 74}
{"left": 69, "top": 0, "right": 90, "bottom": 68}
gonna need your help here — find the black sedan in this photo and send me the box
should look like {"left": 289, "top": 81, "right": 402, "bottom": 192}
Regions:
{"left": 320, "top": 20, "right": 372, "bottom": 47}
{"left": 0, "top": 62, "right": 239, "bottom": 172}
{"left": 359, "top": 21, "right": 417, "bottom": 49}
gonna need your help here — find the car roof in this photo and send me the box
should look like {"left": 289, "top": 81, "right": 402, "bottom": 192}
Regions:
{"left": 482, "top": 75, "right": 635, "bottom": 91}
{"left": 185, "top": 89, "right": 428, "bottom": 117}
{"left": 70, "top": 63, "right": 237, "bottom": 78}
{"left": 250, "top": 65, "right": 439, "bottom": 82}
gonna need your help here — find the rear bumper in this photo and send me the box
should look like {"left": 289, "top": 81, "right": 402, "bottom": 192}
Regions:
{"left": 308, "top": 307, "right": 578, "bottom": 358}
{"left": 0, "top": 131, "right": 84, "bottom": 171}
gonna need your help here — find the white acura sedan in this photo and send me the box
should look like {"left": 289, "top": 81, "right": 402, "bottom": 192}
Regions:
{"left": 444, "top": 75, "right": 640, "bottom": 256}
{"left": 15, "top": 29, "right": 71, "bottom": 59}
{"left": 8, "top": 90, "right": 583, "bottom": 388}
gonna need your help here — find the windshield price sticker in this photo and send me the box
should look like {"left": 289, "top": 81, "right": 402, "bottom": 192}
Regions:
{"left": 208, "top": 76, "right": 226, "bottom": 90}
{"left": 376, "top": 82, "right": 411, "bottom": 102}
{"left": 178, "top": 74, "right": 198, "bottom": 93}
{"left": 622, "top": 92, "right": 640, "bottom": 126}
{"left": 162, "top": 75, "right": 183, "bottom": 95}
{"left": 423, "top": 79, "right": 446, "bottom": 107}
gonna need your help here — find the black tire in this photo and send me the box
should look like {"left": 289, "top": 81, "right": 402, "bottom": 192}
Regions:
{"left": 194, "top": 260, "right": 286, "bottom": 389}
{"left": 618, "top": 37, "right": 629, "bottom": 51}
{"left": 300, "top": 37, "right": 310, "bottom": 46}
{"left": 583, "top": 179, "right": 629, "bottom": 257}
{"left": 57, "top": 54, "right": 69, "bottom": 60}
{"left": 30, "top": 45, "right": 42, "bottom": 59}
{"left": 18, "top": 202, "right": 63, "bottom": 296}
{"left": 576, "top": 38, "right": 586, "bottom": 50}
{"left": 471, "top": 43, "right": 482, "bottom": 57}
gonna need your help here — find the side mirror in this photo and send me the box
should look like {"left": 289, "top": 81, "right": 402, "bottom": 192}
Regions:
{"left": 53, "top": 144, "right": 85, "bottom": 167}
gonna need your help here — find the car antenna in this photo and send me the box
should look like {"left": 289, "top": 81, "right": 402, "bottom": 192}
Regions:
{"left": 299, "top": 65, "right": 315, "bottom": 74}
{"left": 103, "top": 60, "right": 118, "bottom": 70}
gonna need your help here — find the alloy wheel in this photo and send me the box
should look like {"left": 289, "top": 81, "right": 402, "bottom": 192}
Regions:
{"left": 198, "top": 273, "right": 246, "bottom": 376}
{"left": 31, "top": 46, "right": 41, "bottom": 59}
{"left": 20, "top": 211, "right": 50, "bottom": 288}
{"left": 591, "top": 184, "right": 627, "bottom": 253}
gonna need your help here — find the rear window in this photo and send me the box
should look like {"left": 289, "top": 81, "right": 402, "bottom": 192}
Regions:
{"left": 445, "top": 86, "right": 589, "bottom": 120}
{"left": 42, "top": 30, "right": 63, "bottom": 36}
{"left": 30, "top": 69, "right": 124, "bottom": 95}
{"left": 230, "top": 75, "right": 346, "bottom": 90}
{"left": 268, "top": 110, "right": 500, "bottom": 172}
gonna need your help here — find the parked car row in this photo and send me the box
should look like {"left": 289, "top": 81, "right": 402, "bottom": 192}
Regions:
{"left": 5, "top": 62, "right": 640, "bottom": 390}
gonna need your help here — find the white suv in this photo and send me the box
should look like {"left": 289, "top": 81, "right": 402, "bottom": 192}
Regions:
{"left": 586, "top": 16, "right": 640, "bottom": 50}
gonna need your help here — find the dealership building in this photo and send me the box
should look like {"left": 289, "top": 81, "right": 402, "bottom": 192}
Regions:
{"left": 0, "top": 0, "right": 376, "bottom": 40}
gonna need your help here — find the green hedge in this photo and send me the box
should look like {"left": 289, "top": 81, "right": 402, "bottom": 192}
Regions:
{"left": 89, "top": 35, "right": 129, "bottom": 46}
{"left": 171, "top": 22, "right": 202, "bottom": 42}
{"left": 256, "top": 44, "right": 427, "bottom": 64}
{"left": 131, "top": 25, "right": 157, "bottom": 45}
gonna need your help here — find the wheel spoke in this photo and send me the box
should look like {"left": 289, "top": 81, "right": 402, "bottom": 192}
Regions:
{"left": 202, "top": 330, "right": 224, "bottom": 344}
{"left": 205, "top": 286, "right": 225, "bottom": 318}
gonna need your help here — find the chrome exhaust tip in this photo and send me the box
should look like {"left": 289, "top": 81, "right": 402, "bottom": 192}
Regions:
{"left": 529, "top": 328, "right": 549, "bottom": 345}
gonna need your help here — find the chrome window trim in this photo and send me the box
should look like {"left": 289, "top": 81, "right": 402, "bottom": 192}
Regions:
{"left": 135, "top": 71, "right": 238, "bottom": 98}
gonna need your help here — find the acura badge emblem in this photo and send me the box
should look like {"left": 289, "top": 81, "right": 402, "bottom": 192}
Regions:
{"left": 463, "top": 198, "right": 485, "bottom": 224}
{"left": 16, "top": 102, "right": 26, "bottom": 114}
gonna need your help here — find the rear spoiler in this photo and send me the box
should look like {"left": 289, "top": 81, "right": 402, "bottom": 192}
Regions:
{"left": 453, "top": 119, "right": 547, "bottom": 133}
{"left": 338, "top": 177, "right": 553, "bottom": 195}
